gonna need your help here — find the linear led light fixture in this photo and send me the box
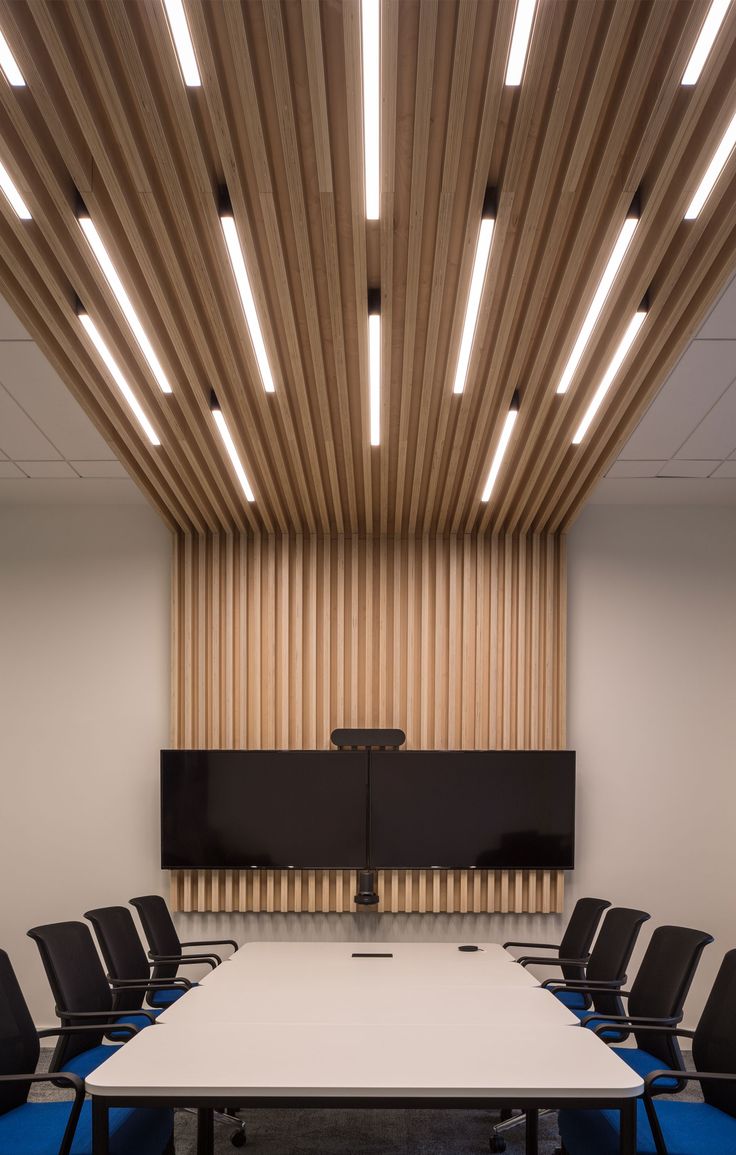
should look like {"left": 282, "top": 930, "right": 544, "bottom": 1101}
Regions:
{"left": 481, "top": 391, "right": 520, "bottom": 502}
{"left": 209, "top": 390, "right": 255, "bottom": 502}
{"left": 0, "top": 158, "right": 31, "bottom": 219}
{"left": 684, "top": 105, "right": 736, "bottom": 219}
{"left": 452, "top": 187, "right": 497, "bottom": 396}
{"left": 368, "top": 287, "right": 381, "bottom": 446}
{"left": 572, "top": 298, "right": 648, "bottom": 445}
{"left": 682, "top": 0, "right": 733, "bottom": 85}
{"left": 0, "top": 28, "right": 25, "bottom": 86}
{"left": 361, "top": 0, "right": 380, "bottom": 219}
{"left": 162, "top": 0, "right": 201, "bottom": 87}
{"left": 219, "top": 187, "right": 276, "bottom": 394}
{"left": 556, "top": 195, "right": 640, "bottom": 395}
{"left": 76, "top": 301, "right": 160, "bottom": 446}
{"left": 77, "top": 200, "right": 173, "bottom": 394}
{"left": 505, "top": 0, "right": 537, "bottom": 86}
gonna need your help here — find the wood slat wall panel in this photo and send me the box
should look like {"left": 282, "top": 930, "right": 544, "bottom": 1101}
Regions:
{"left": 171, "top": 531, "right": 566, "bottom": 914}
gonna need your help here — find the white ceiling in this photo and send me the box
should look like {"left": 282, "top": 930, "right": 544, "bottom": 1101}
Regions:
{"left": 591, "top": 271, "right": 736, "bottom": 505}
{"left": 0, "top": 295, "right": 144, "bottom": 505}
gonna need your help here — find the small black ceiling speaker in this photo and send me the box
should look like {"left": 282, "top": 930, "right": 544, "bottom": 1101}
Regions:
{"left": 331, "top": 728, "right": 405, "bottom": 749}
{"left": 354, "top": 868, "right": 379, "bottom": 906}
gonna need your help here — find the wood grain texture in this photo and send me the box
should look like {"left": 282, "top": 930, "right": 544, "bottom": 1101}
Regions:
{"left": 170, "top": 531, "right": 566, "bottom": 913}
{"left": 0, "top": 1, "right": 735, "bottom": 534}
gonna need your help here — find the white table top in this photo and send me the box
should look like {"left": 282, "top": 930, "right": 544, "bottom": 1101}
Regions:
{"left": 86, "top": 1020, "right": 643, "bottom": 1100}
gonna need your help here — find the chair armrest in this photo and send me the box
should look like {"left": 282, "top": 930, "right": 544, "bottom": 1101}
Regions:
{"left": 541, "top": 978, "right": 625, "bottom": 991}
{"left": 149, "top": 952, "right": 220, "bottom": 970}
{"left": 53, "top": 1008, "right": 147, "bottom": 1030}
{"left": 643, "top": 1070, "right": 736, "bottom": 1155}
{"left": 517, "top": 955, "right": 587, "bottom": 969}
{"left": 109, "top": 977, "right": 192, "bottom": 990}
{"left": 502, "top": 940, "right": 560, "bottom": 951}
{"left": 620, "top": 1024, "right": 696, "bottom": 1040}
{"left": 39, "top": 1023, "right": 139, "bottom": 1044}
{"left": 181, "top": 938, "right": 238, "bottom": 952}
{"left": 585, "top": 1013, "right": 680, "bottom": 1032}
{"left": 0, "top": 1072, "right": 85, "bottom": 1155}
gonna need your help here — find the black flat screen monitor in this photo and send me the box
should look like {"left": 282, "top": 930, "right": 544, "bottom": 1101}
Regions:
{"left": 370, "top": 750, "right": 575, "bottom": 869}
{"left": 161, "top": 750, "right": 368, "bottom": 869}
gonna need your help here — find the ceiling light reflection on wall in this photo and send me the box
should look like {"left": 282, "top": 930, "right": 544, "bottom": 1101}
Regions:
{"left": 162, "top": 0, "right": 201, "bottom": 87}
{"left": 452, "top": 188, "right": 496, "bottom": 396}
{"left": 505, "top": 0, "right": 537, "bottom": 86}
{"left": 682, "top": 0, "right": 732, "bottom": 85}
{"left": 209, "top": 391, "right": 255, "bottom": 502}
{"left": 0, "top": 28, "right": 25, "bottom": 86}
{"left": 556, "top": 202, "right": 639, "bottom": 395}
{"left": 77, "top": 304, "right": 161, "bottom": 446}
{"left": 0, "top": 159, "right": 31, "bottom": 218}
{"left": 77, "top": 204, "right": 173, "bottom": 394}
{"left": 219, "top": 188, "right": 276, "bottom": 394}
{"left": 481, "top": 390, "right": 520, "bottom": 502}
{"left": 361, "top": 0, "right": 380, "bottom": 219}
{"left": 368, "top": 287, "right": 381, "bottom": 446}
{"left": 572, "top": 304, "right": 648, "bottom": 445}
{"left": 684, "top": 106, "right": 736, "bottom": 219}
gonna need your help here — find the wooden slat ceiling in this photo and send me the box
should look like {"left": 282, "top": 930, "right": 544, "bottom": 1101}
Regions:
{"left": 1, "top": 0, "right": 736, "bottom": 535}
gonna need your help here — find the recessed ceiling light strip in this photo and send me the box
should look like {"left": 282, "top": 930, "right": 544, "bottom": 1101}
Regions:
{"left": 556, "top": 201, "right": 639, "bottom": 396}
{"left": 77, "top": 204, "right": 173, "bottom": 394}
{"left": 571, "top": 302, "right": 648, "bottom": 445}
{"left": 452, "top": 187, "right": 496, "bottom": 396}
{"left": 481, "top": 391, "right": 520, "bottom": 502}
{"left": 209, "top": 391, "right": 255, "bottom": 502}
{"left": 361, "top": 0, "right": 380, "bottom": 220}
{"left": 77, "top": 303, "right": 161, "bottom": 446}
{"left": 682, "top": 0, "right": 733, "bottom": 85}
{"left": 684, "top": 106, "right": 736, "bottom": 219}
{"left": 162, "top": 0, "right": 201, "bottom": 87}
{"left": 0, "top": 28, "right": 25, "bottom": 87}
{"left": 368, "top": 287, "right": 381, "bottom": 446}
{"left": 0, "top": 158, "right": 31, "bottom": 219}
{"left": 219, "top": 188, "right": 276, "bottom": 394}
{"left": 505, "top": 0, "right": 537, "bottom": 86}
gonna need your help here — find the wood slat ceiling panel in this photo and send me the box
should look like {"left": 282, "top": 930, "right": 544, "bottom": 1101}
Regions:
{"left": 1, "top": 0, "right": 735, "bottom": 533}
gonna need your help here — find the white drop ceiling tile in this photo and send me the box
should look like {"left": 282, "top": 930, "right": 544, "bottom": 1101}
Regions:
{"left": 621, "top": 341, "right": 736, "bottom": 459}
{"left": 0, "top": 387, "right": 61, "bottom": 460}
{"left": 606, "top": 460, "right": 667, "bottom": 478}
{"left": 698, "top": 273, "right": 736, "bottom": 339}
{"left": 711, "top": 461, "right": 736, "bottom": 478}
{"left": 0, "top": 297, "right": 30, "bottom": 339}
{"left": 657, "top": 460, "right": 720, "bottom": 478}
{"left": 70, "top": 459, "right": 129, "bottom": 478}
{"left": 0, "top": 462, "right": 26, "bottom": 479}
{"left": 0, "top": 342, "right": 116, "bottom": 460}
{"left": 676, "top": 378, "right": 736, "bottom": 460}
{"left": 18, "top": 460, "right": 79, "bottom": 478}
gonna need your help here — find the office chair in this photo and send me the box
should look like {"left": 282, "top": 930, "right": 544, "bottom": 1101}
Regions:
{"left": 27, "top": 921, "right": 160, "bottom": 1078}
{"left": 129, "top": 894, "right": 238, "bottom": 984}
{"left": 505, "top": 896, "right": 611, "bottom": 984}
{"left": 490, "top": 906, "right": 649, "bottom": 1152}
{"left": 0, "top": 948, "right": 173, "bottom": 1155}
{"left": 558, "top": 947, "right": 736, "bottom": 1154}
{"left": 85, "top": 905, "right": 192, "bottom": 1012}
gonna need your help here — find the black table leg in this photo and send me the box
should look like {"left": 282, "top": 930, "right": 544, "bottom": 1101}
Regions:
{"left": 92, "top": 1097, "right": 109, "bottom": 1155}
{"left": 197, "top": 1107, "right": 215, "bottom": 1155}
{"left": 620, "top": 1098, "right": 637, "bottom": 1155}
{"left": 525, "top": 1108, "right": 539, "bottom": 1155}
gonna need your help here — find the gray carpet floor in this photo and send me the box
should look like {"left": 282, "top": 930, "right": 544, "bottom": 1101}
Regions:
{"left": 33, "top": 1046, "right": 699, "bottom": 1154}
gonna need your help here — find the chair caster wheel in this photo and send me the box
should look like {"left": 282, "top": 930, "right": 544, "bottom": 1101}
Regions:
{"left": 230, "top": 1128, "right": 247, "bottom": 1147}
{"left": 489, "top": 1139, "right": 506, "bottom": 1153}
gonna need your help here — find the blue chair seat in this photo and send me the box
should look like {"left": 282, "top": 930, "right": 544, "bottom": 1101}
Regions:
{"left": 149, "top": 986, "right": 189, "bottom": 1008}
{"left": 0, "top": 1100, "right": 172, "bottom": 1155}
{"left": 554, "top": 989, "right": 589, "bottom": 1010}
{"left": 610, "top": 1046, "right": 682, "bottom": 1091}
{"left": 560, "top": 1099, "right": 736, "bottom": 1155}
{"left": 60, "top": 1044, "right": 122, "bottom": 1078}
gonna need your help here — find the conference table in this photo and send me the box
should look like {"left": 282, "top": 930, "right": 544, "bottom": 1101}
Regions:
{"left": 87, "top": 942, "right": 643, "bottom": 1155}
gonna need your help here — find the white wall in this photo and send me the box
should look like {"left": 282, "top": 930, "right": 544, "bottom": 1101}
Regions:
{"left": 566, "top": 503, "right": 736, "bottom": 1025}
{"left": 0, "top": 504, "right": 171, "bottom": 1024}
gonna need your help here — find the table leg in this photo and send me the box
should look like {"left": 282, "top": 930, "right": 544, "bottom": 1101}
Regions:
{"left": 92, "top": 1097, "right": 109, "bottom": 1155}
{"left": 525, "top": 1108, "right": 539, "bottom": 1155}
{"left": 197, "top": 1107, "right": 215, "bottom": 1155}
{"left": 620, "top": 1098, "right": 637, "bottom": 1155}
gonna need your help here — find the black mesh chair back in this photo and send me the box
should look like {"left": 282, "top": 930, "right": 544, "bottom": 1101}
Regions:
{"left": 0, "top": 949, "right": 39, "bottom": 1116}
{"left": 27, "top": 921, "right": 112, "bottom": 1067}
{"left": 129, "top": 894, "right": 181, "bottom": 982}
{"left": 558, "top": 897, "right": 611, "bottom": 982}
{"left": 628, "top": 925, "right": 713, "bottom": 1067}
{"left": 85, "top": 905, "right": 151, "bottom": 1014}
{"left": 586, "top": 906, "right": 650, "bottom": 1019}
{"left": 692, "top": 948, "right": 736, "bottom": 1117}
